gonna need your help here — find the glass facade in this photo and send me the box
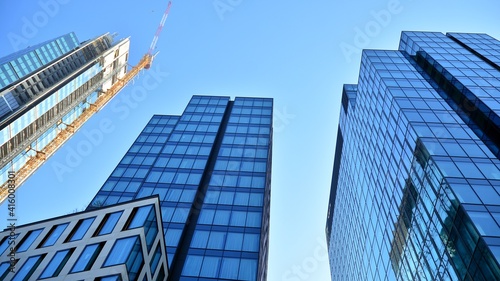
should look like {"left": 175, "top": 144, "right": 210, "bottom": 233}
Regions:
{"left": 88, "top": 95, "right": 273, "bottom": 281}
{"left": 326, "top": 32, "right": 500, "bottom": 281}
{"left": 0, "top": 33, "right": 79, "bottom": 90}
{"left": 0, "top": 196, "right": 168, "bottom": 280}
{"left": 0, "top": 32, "right": 130, "bottom": 193}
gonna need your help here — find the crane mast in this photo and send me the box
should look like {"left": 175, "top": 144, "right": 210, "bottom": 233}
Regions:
{"left": 0, "top": 1, "right": 172, "bottom": 203}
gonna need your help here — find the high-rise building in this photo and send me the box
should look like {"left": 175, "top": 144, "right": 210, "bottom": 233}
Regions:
{"left": 0, "top": 32, "right": 130, "bottom": 199}
{"left": 326, "top": 32, "right": 500, "bottom": 281}
{"left": 87, "top": 95, "right": 273, "bottom": 280}
{"left": 0, "top": 196, "right": 168, "bottom": 280}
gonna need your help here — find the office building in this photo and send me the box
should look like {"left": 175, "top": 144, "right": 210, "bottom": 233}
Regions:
{"left": 326, "top": 32, "right": 500, "bottom": 280}
{"left": 88, "top": 95, "right": 273, "bottom": 280}
{"left": 0, "top": 196, "right": 168, "bottom": 280}
{"left": 0, "top": 32, "right": 130, "bottom": 198}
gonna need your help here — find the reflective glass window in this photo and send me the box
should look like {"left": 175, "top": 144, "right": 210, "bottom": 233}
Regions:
{"left": 243, "top": 233, "right": 260, "bottom": 252}
{"left": 182, "top": 255, "right": 203, "bottom": 276}
{"left": 225, "top": 232, "right": 243, "bottom": 251}
{"left": 220, "top": 258, "right": 239, "bottom": 279}
{"left": 39, "top": 249, "right": 72, "bottom": 279}
{"left": 249, "top": 193, "right": 263, "bottom": 206}
{"left": 0, "top": 234, "right": 18, "bottom": 255}
{"left": 213, "top": 210, "right": 230, "bottom": 225}
{"left": 71, "top": 243, "right": 103, "bottom": 273}
{"left": 207, "top": 232, "right": 225, "bottom": 249}
{"left": 230, "top": 211, "right": 246, "bottom": 227}
{"left": 191, "top": 230, "right": 209, "bottom": 248}
{"left": 17, "top": 228, "right": 43, "bottom": 252}
{"left": 238, "top": 259, "right": 257, "bottom": 281}
{"left": 13, "top": 255, "right": 43, "bottom": 281}
{"left": 41, "top": 223, "right": 69, "bottom": 247}
{"left": 165, "top": 228, "right": 182, "bottom": 247}
{"left": 234, "top": 193, "right": 249, "bottom": 205}
{"left": 97, "top": 211, "right": 122, "bottom": 235}
{"left": 150, "top": 244, "right": 162, "bottom": 275}
{"left": 128, "top": 205, "right": 153, "bottom": 229}
{"left": 246, "top": 212, "right": 262, "bottom": 227}
{"left": 200, "top": 256, "right": 221, "bottom": 278}
{"left": 0, "top": 262, "right": 9, "bottom": 280}
{"left": 104, "top": 236, "right": 138, "bottom": 266}
{"left": 198, "top": 209, "right": 215, "bottom": 224}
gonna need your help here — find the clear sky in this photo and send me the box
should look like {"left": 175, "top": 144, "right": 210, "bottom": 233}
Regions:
{"left": 1, "top": 0, "right": 500, "bottom": 280}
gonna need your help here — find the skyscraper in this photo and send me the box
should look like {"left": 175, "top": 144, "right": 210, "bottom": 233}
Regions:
{"left": 0, "top": 32, "right": 130, "bottom": 199}
{"left": 88, "top": 95, "right": 273, "bottom": 280}
{"left": 326, "top": 32, "right": 500, "bottom": 280}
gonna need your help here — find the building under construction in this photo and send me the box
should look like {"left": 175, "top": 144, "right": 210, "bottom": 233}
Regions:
{"left": 0, "top": 32, "right": 130, "bottom": 200}
{"left": 0, "top": 1, "right": 171, "bottom": 202}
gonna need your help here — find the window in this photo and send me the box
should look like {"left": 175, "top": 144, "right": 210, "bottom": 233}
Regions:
{"left": 220, "top": 258, "right": 239, "bottom": 279}
{"left": 161, "top": 207, "right": 175, "bottom": 222}
{"left": 200, "top": 256, "right": 221, "bottom": 278}
{"left": 219, "top": 192, "right": 234, "bottom": 205}
{"left": 207, "top": 232, "right": 225, "bottom": 249}
{"left": 198, "top": 209, "right": 215, "bottom": 224}
{"left": 96, "top": 212, "right": 122, "bottom": 236}
{"left": 246, "top": 212, "right": 262, "bottom": 227}
{"left": 128, "top": 206, "right": 159, "bottom": 251}
{"left": 0, "top": 234, "right": 18, "bottom": 255}
{"left": 104, "top": 236, "right": 138, "bottom": 266}
{"left": 13, "top": 255, "right": 44, "bottom": 281}
{"left": 213, "top": 210, "right": 230, "bottom": 225}
{"left": 150, "top": 244, "right": 162, "bottom": 275}
{"left": 171, "top": 208, "right": 189, "bottom": 223}
{"left": 39, "top": 249, "right": 73, "bottom": 279}
{"left": 180, "top": 189, "right": 196, "bottom": 202}
{"left": 165, "top": 228, "right": 182, "bottom": 247}
{"left": 230, "top": 211, "right": 247, "bottom": 227}
{"left": 40, "top": 223, "right": 69, "bottom": 247}
{"left": 128, "top": 206, "right": 153, "bottom": 229}
{"left": 165, "top": 189, "right": 182, "bottom": 201}
{"left": 239, "top": 259, "right": 257, "bottom": 281}
{"left": 70, "top": 243, "right": 103, "bottom": 273}
{"left": 225, "top": 232, "right": 243, "bottom": 251}
{"left": 249, "top": 193, "right": 263, "bottom": 207}
{"left": 68, "top": 218, "right": 95, "bottom": 242}
{"left": 191, "top": 231, "right": 209, "bottom": 248}
{"left": 234, "top": 193, "right": 249, "bottom": 205}
{"left": 243, "top": 233, "right": 260, "bottom": 252}
{"left": 0, "top": 262, "right": 10, "bottom": 280}
{"left": 17, "top": 228, "right": 43, "bottom": 252}
{"left": 182, "top": 255, "right": 202, "bottom": 277}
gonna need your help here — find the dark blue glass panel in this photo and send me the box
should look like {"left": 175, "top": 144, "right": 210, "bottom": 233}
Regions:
{"left": 71, "top": 243, "right": 101, "bottom": 273}
{"left": 42, "top": 223, "right": 69, "bottom": 247}
{"left": 69, "top": 217, "right": 95, "bottom": 242}
{"left": 13, "top": 255, "right": 42, "bottom": 281}
{"left": 39, "top": 249, "right": 71, "bottom": 278}
{"left": 104, "top": 236, "right": 138, "bottom": 266}
{"left": 98, "top": 212, "right": 122, "bottom": 235}
{"left": 17, "top": 228, "right": 43, "bottom": 252}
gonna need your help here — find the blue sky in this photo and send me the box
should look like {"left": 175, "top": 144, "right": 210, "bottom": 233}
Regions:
{"left": 1, "top": 0, "right": 500, "bottom": 280}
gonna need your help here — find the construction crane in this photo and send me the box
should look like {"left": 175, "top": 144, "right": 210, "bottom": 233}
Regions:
{"left": 0, "top": 1, "right": 172, "bottom": 203}
{"left": 146, "top": 1, "right": 172, "bottom": 69}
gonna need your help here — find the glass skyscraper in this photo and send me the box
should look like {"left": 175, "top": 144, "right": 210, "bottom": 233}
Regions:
{"left": 326, "top": 32, "right": 500, "bottom": 280}
{"left": 88, "top": 95, "right": 273, "bottom": 281}
{"left": 0, "top": 32, "right": 130, "bottom": 197}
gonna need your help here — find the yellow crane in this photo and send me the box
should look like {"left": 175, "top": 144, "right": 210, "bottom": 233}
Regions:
{"left": 0, "top": 1, "right": 172, "bottom": 203}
